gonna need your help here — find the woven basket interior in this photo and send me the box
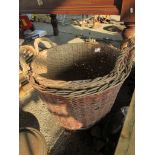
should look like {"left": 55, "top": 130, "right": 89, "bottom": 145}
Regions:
{"left": 31, "top": 43, "right": 119, "bottom": 81}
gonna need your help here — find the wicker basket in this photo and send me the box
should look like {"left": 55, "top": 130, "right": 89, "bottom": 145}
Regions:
{"left": 20, "top": 37, "right": 134, "bottom": 130}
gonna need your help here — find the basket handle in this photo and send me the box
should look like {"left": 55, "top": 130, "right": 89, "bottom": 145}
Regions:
{"left": 20, "top": 37, "right": 56, "bottom": 76}
{"left": 34, "top": 37, "right": 57, "bottom": 54}
{"left": 114, "top": 37, "right": 135, "bottom": 75}
{"left": 19, "top": 45, "right": 37, "bottom": 76}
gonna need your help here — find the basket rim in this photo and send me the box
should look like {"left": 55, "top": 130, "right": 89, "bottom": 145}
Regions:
{"left": 29, "top": 42, "right": 122, "bottom": 90}
{"left": 29, "top": 69, "right": 131, "bottom": 98}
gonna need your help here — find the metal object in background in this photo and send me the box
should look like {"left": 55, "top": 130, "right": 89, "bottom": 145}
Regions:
{"left": 37, "top": 0, "right": 43, "bottom": 6}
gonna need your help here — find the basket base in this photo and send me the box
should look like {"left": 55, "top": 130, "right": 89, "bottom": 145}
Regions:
{"left": 57, "top": 108, "right": 112, "bottom": 131}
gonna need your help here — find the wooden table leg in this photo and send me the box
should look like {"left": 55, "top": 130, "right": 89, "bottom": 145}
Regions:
{"left": 50, "top": 14, "right": 59, "bottom": 36}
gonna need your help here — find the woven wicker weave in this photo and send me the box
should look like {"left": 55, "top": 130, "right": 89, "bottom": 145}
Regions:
{"left": 20, "top": 37, "right": 134, "bottom": 130}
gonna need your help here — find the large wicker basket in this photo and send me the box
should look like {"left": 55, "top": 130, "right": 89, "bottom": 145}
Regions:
{"left": 20, "top": 37, "right": 134, "bottom": 130}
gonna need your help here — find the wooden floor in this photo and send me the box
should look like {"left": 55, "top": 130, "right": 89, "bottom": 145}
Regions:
{"left": 115, "top": 92, "right": 135, "bottom": 155}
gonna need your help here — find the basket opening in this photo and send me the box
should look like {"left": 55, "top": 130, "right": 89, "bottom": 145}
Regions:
{"left": 33, "top": 44, "right": 119, "bottom": 81}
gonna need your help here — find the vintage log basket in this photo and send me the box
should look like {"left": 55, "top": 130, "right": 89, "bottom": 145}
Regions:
{"left": 20, "top": 37, "right": 134, "bottom": 130}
